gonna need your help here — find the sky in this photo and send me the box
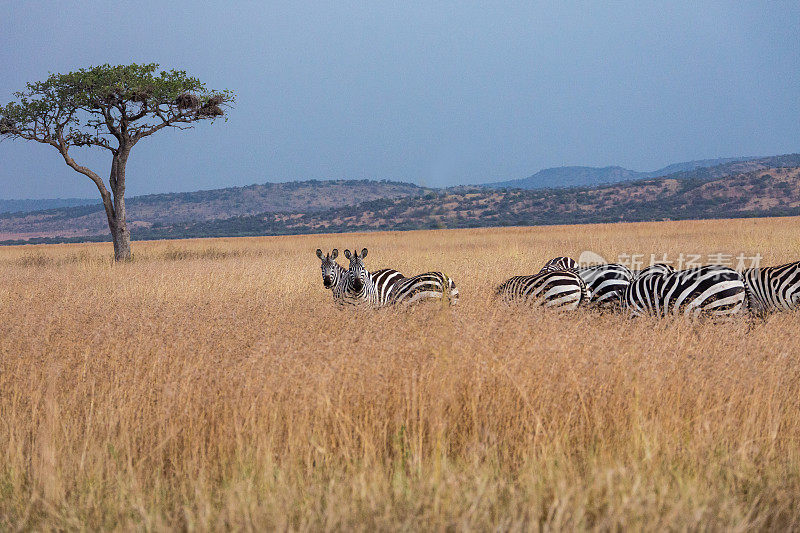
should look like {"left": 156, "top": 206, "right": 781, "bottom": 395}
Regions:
{"left": 0, "top": 1, "right": 798, "bottom": 199}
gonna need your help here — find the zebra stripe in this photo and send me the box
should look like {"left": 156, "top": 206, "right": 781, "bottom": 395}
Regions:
{"left": 632, "top": 263, "right": 676, "bottom": 279}
{"left": 539, "top": 256, "right": 578, "bottom": 273}
{"left": 624, "top": 264, "right": 746, "bottom": 318}
{"left": 342, "top": 248, "right": 406, "bottom": 306}
{"left": 743, "top": 260, "right": 800, "bottom": 314}
{"left": 496, "top": 270, "right": 588, "bottom": 310}
{"left": 576, "top": 263, "right": 633, "bottom": 307}
{"left": 387, "top": 272, "right": 459, "bottom": 305}
{"left": 540, "top": 257, "right": 632, "bottom": 307}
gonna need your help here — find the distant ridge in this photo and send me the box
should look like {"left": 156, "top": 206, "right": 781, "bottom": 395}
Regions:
{"left": 486, "top": 156, "right": 756, "bottom": 190}
{"left": 3, "top": 153, "right": 800, "bottom": 244}
{"left": 121, "top": 154, "right": 800, "bottom": 240}
{"left": 645, "top": 156, "right": 756, "bottom": 177}
{"left": 487, "top": 166, "right": 645, "bottom": 190}
{"left": 1, "top": 156, "right": 759, "bottom": 215}
{"left": 0, "top": 198, "right": 97, "bottom": 214}
{"left": 0, "top": 155, "right": 767, "bottom": 215}
{"left": 0, "top": 179, "right": 428, "bottom": 241}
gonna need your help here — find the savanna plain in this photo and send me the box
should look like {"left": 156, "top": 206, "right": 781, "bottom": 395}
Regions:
{"left": 2, "top": 217, "right": 800, "bottom": 531}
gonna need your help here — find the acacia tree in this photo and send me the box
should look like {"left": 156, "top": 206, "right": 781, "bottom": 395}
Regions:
{"left": 0, "top": 63, "right": 234, "bottom": 260}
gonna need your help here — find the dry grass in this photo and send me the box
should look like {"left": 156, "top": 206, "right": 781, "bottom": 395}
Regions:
{"left": 2, "top": 218, "right": 800, "bottom": 530}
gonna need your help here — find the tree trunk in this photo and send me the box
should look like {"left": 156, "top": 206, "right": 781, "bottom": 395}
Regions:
{"left": 109, "top": 148, "right": 132, "bottom": 261}
{"left": 112, "top": 222, "right": 132, "bottom": 261}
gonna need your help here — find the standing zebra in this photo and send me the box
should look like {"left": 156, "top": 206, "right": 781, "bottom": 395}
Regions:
{"left": 316, "top": 248, "right": 350, "bottom": 302}
{"left": 496, "top": 270, "right": 588, "bottom": 310}
{"left": 317, "top": 248, "right": 403, "bottom": 305}
{"left": 540, "top": 257, "right": 632, "bottom": 307}
{"left": 742, "top": 260, "right": 800, "bottom": 315}
{"left": 343, "top": 248, "right": 458, "bottom": 306}
{"left": 623, "top": 264, "right": 746, "bottom": 318}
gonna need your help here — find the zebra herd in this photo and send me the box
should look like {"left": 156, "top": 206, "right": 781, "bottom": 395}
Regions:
{"left": 317, "top": 248, "right": 800, "bottom": 318}
{"left": 317, "top": 248, "right": 458, "bottom": 306}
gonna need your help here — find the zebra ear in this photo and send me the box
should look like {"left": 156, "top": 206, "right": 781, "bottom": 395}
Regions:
{"left": 344, "top": 249, "right": 352, "bottom": 259}
{"left": 316, "top": 249, "right": 324, "bottom": 260}
{"left": 361, "top": 248, "right": 368, "bottom": 259}
{"left": 331, "top": 249, "right": 338, "bottom": 259}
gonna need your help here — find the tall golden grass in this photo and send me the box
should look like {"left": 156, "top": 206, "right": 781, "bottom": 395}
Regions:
{"left": 2, "top": 217, "right": 800, "bottom": 530}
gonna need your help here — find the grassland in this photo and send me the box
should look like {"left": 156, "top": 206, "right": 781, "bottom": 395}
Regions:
{"left": 2, "top": 217, "right": 800, "bottom": 530}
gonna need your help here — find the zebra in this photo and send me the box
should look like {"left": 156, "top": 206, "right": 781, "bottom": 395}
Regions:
{"left": 742, "top": 260, "right": 800, "bottom": 315}
{"left": 623, "top": 264, "right": 746, "bottom": 318}
{"left": 317, "top": 248, "right": 403, "bottom": 305}
{"left": 539, "top": 256, "right": 578, "bottom": 273}
{"left": 540, "top": 256, "right": 632, "bottom": 307}
{"left": 575, "top": 263, "right": 634, "bottom": 308}
{"left": 316, "top": 248, "right": 351, "bottom": 302}
{"left": 343, "top": 248, "right": 458, "bottom": 306}
{"left": 496, "top": 270, "right": 589, "bottom": 310}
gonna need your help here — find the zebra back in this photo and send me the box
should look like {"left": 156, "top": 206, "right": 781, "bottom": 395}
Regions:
{"left": 624, "top": 265, "right": 746, "bottom": 318}
{"left": 496, "top": 270, "right": 587, "bottom": 310}
{"left": 633, "top": 263, "right": 676, "bottom": 279}
{"left": 370, "top": 268, "right": 405, "bottom": 305}
{"left": 539, "top": 256, "right": 578, "bottom": 274}
{"left": 387, "top": 272, "right": 458, "bottom": 306}
{"left": 574, "top": 263, "right": 633, "bottom": 307}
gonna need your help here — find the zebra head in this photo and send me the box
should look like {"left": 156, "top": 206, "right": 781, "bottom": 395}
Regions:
{"left": 344, "top": 248, "right": 370, "bottom": 296}
{"left": 316, "top": 248, "right": 340, "bottom": 289}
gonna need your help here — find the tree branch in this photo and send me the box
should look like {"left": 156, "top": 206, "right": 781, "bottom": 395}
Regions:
{"left": 99, "top": 103, "right": 122, "bottom": 141}
{"left": 131, "top": 109, "right": 196, "bottom": 142}
{"left": 126, "top": 102, "right": 149, "bottom": 122}
{"left": 44, "top": 124, "right": 117, "bottom": 227}
{"left": 56, "top": 141, "right": 117, "bottom": 228}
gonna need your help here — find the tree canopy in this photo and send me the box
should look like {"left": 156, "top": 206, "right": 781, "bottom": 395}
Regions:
{"left": 0, "top": 63, "right": 233, "bottom": 150}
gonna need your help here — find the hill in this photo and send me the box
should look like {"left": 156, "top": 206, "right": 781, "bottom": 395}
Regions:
{"left": 3, "top": 154, "right": 800, "bottom": 244}
{"left": 0, "top": 198, "right": 97, "bottom": 214}
{"left": 645, "top": 156, "right": 755, "bottom": 177}
{"left": 0, "top": 179, "right": 427, "bottom": 241}
{"left": 488, "top": 166, "right": 645, "bottom": 190}
{"left": 486, "top": 156, "right": 756, "bottom": 189}
{"left": 126, "top": 164, "right": 799, "bottom": 240}
{"left": 9, "top": 157, "right": 799, "bottom": 244}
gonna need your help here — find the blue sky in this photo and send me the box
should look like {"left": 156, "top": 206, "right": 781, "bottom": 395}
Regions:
{"left": 1, "top": 1, "right": 798, "bottom": 198}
